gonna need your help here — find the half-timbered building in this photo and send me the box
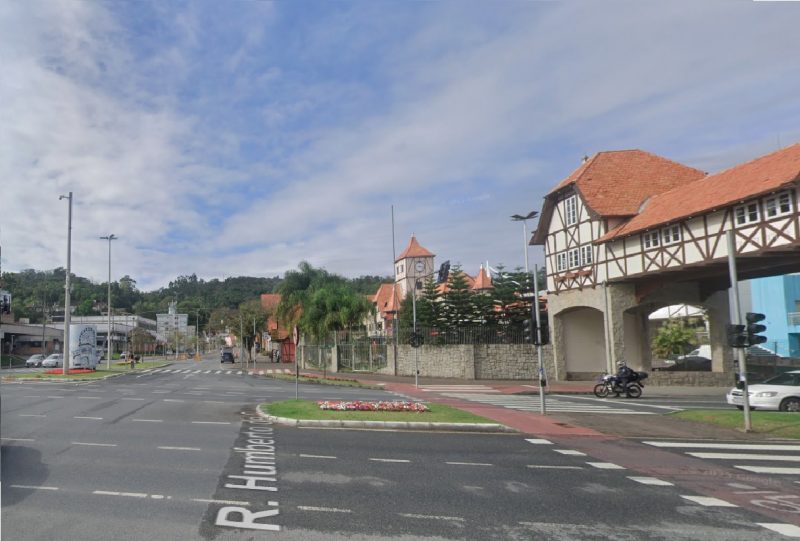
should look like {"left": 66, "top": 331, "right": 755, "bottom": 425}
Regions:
{"left": 532, "top": 143, "right": 800, "bottom": 382}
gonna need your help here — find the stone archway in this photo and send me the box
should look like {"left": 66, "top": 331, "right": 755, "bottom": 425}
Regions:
{"left": 555, "top": 306, "right": 607, "bottom": 379}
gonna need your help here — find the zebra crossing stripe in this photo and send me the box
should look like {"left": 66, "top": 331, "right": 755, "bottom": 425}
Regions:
{"left": 687, "top": 452, "right": 800, "bottom": 462}
{"left": 735, "top": 465, "right": 800, "bottom": 475}
{"left": 216, "top": 370, "right": 222, "bottom": 374}
{"left": 643, "top": 441, "right": 800, "bottom": 451}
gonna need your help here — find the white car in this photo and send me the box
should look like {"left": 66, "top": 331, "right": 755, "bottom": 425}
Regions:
{"left": 726, "top": 370, "right": 800, "bottom": 412}
{"left": 25, "top": 354, "right": 45, "bottom": 367}
{"left": 41, "top": 354, "right": 64, "bottom": 368}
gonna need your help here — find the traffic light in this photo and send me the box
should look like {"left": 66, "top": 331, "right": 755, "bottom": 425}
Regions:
{"left": 523, "top": 318, "right": 534, "bottom": 344}
{"left": 746, "top": 312, "right": 767, "bottom": 345}
{"left": 534, "top": 320, "right": 550, "bottom": 346}
{"left": 437, "top": 261, "right": 451, "bottom": 284}
{"left": 726, "top": 324, "right": 748, "bottom": 348}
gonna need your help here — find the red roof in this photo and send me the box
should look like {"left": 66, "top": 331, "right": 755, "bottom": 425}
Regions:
{"left": 395, "top": 235, "right": 435, "bottom": 262}
{"left": 373, "top": 283, "right": 402, "bottom": 318}
{"left": 598, "top": 143, "right": 800, "bottom": 242}
{"left": 436, "top": 272, "right": 476, "bottom": 294}
{"left": 471, "top": 266, "right": 493, "bottom": 291}
{"left": 550, "top": 150, "right": 705, "bottom": 217}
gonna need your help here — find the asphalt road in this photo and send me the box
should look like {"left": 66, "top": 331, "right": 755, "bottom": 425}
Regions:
{"left": 2, "top": 356, "right": 797, "bottom": 540}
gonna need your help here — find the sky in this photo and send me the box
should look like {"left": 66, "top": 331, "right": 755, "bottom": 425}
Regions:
{"left": 2, "top": 0, "right": 800, "bottom": 291}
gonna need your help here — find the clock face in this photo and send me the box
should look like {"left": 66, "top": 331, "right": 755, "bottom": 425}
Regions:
{"left": 415, "top": 261, "right": 425, "bottom": 273}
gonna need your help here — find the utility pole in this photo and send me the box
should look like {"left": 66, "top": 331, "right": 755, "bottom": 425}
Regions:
{"left": 727, "top": 230, "right": 752, "bottom": 432}
{"left": 239, "top": 313, "right": 245, "bottom": 369}
{"left": 100, "top": 234, "right": 117, "bottom": 369}
{"left": 60, "top": 192, "right": 73, "bottom": 376}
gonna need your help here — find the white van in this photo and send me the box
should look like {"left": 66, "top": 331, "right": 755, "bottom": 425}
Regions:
{"left": 680, "top": 345, "right": 711, "bottom": 360}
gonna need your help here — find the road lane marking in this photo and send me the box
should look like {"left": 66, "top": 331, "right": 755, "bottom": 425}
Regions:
{"left": 527, "top": 465, "right": 583, "bottom": 470}
{"left": 2, "top": 438, "right": 35, "bottom": 442}
{"left": 192, "top": 421, "right": 230, "bottom": 425}
{"left": 369, "top": 458, "right": 410, "bottom": 463}
{"left": 22, "top": 395, "right": 41, "bottom": 398}
{"left": 688, "top": 452, "right": 800, "bottom": 462}
{"left": 132, "top": 419, "right": 163, "bottom": 423}
{"left": 10, "top": 484, "right": 59, "bottom": 490}
{"left": 757, "top": 524, "right": 800, "bottom": 538}
{"left": 121, "top": 398, "right": 145, "bottom": 401}
{"left": 681, "top": 495, "right": 737, "bottom": 507}
{"left": 72, "top": 442, "right": 117, "bottom": 447}
{"left": 203, "top": 400, "right": 226, "bottom": 404}
{"left": 164, "top": 399, "right": 185, "bottom": 402}
{"left": 554, "top": 450, "right": 586, "bottom": 456}
{"left": 93, "top": 490, "right": 148, "bottom": 498}
{"left": 728, "top": 483, "right": 756, "bottom": 489}
{"left": 587, "top": 462, "right": 625, "bottom": 470}
{"left": 525, "top": 438, "right": 552, "bottom": 445}
{"left": 152, "top": 390, "right": 170, "bottom": 394}
{"left": 158, "top": 446, "right": 201, "bottom": 451}
{"left": 19, "top": 414, "right": 46, "bottom": 417}
{"left": 299, "top": 454, "right": 337, "bottom": 459}
{"left": 399, "top": 513, "right": 464, "bottom": 521}
{"left": 445, "top": 462, "right": 493, "bottom": 466}
{"left": 298, "top": 506, "right": 352, "bottom": 513}
{"left": 46, "top": 395, "right": 64, "bottom": 398}
{"left": 74, "top": 416, "right": 103, "bottom": 420}
{"left": 627, "top": 476, "right": 674, "bottom": 486}
{"left": 643, "top": 441, "right": 800, "bottom": 451}
{"left": 193, "top": 498, "right": 250, "bottom": 506}
{"left": 735, "top": 465, "right": 800, "bottom": 474}
{"left": 77, "top": 396, "right": 102, "bottom": 399}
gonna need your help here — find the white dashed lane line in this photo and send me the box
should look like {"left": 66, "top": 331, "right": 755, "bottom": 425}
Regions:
{"left": 1, "top": 438, "right": 35, "bottom": 442}
{"left": 680, "top": 495, "right": 738, "bottom": 507}
{"left": 757, "top": 524, "right": 800, "bottom": 538}
{"left": 191, "top": 421, "right": 230, "bottom": 425}
{"left": 163, "top": 399, "right": 185, "bottom": 403}
{"left": 554, "top": 450, "right": 586, "bottom": 456}
{"left": 445, "top": 462, "right": 493, "bottom": 466}
{"left": 121, "top": 398, "right": 145, "bottom": 401}
{"left": 193, "top": 498, "right": 250, "bottom": 506}
{"left": 93, "top": 490, "right": 148, "bottom": 498}
{"left": 525, "top": 438, "right": 553, "bottom": 445}
{"left": 132, "top": 419, "right": 163, "bottom": 423}
{"left": 527, "top": 465, "right": 583, "bottom": 470}
{"left": 10, "top": 485, "right": 59, "bottom": 491}
{"left": 586, "top": 462, "right": 625, "bottom": 470}
{"left": 19, "top": 414, "right": 46, "bottom": 417}
{"left": 77, "top": 396, "right": 101, "bottom": 400}
{"left": 158, "top": 446, "right": 202, "bottom": 451}
{"left": 298, "top": 506, "right": 352, "bottom": 513}
{"left": 399, "top": 513, "right": 464, "bottom": 522}
{"left": 627, "top": 476, "right": 674, "bottom": 486}
{"left": 74, "top": 416, "right": 103, "bottom": 420}
{"left": 369, "top": 458, "right": 411, "bottom": 463}
{"left": 299, "top": 454, "right": 337, "bottom": 459}
{"left": 72, "top": 442, "right": 117, "bottom": 447}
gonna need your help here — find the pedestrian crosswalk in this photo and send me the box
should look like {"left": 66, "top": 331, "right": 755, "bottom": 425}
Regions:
{"left": 421, "top": 385, "right": 499, "bottom": 394}
{"left": 440, "top": 393, "right": 654, "bottom": 414}
{"left": 140, "top": 368, "right": 293, "bottom": 377}
{"left": 643, "top": 441, "right": 800, "bottom": 476}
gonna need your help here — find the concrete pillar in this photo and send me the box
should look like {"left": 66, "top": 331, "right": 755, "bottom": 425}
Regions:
{"left": 639, "top": 311, "right": 653, "bottom": 371}
{"left": 705, "top": 289, "right": 735, "bottom": 373}
{"left": 551, "top": 312, "right": 566, "bottom": 381}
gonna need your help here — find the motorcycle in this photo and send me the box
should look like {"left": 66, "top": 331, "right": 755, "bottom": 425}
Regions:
{"left": 593, "top": 370, "right": 648, "bottom": 398}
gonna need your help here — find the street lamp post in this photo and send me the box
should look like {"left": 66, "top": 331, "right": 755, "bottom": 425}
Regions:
{"left": 511, "top": 211, "right": 546, "bottom": 414}
{"left": 99, "top": 234, "right": 117, "bottom": 369}
{"left": 60, "top": 192, "right": 73, "bottom": 376}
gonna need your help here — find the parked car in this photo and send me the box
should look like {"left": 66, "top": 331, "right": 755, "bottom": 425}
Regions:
{"left": 727, "top": 370, "right": 800, "bottom": 412}
{"left": 653, "top": 356, "right": 711, "bottom": 371}
{"left": 41, "top": 354, "right": 64, "bottom": 368}
{"left": 221, "top": 351, "right": 235, "bottom": 363}
{"left": 25, "top": 354, "right": 46, "bottom": 367}
{"left": 678, "top": 345, "right": 711, "bottom": 360}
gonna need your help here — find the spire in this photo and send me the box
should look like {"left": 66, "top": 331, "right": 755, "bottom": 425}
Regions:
{"left": 395, "top": 235, "right": 435, "bottom": 262}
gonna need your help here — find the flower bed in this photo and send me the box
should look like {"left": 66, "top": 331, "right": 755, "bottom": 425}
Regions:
{"left": 317, "top": 400, "right": 430, "bottom": 412}
{"left": 44, "top": 368, "right": 94, "bottom": 375}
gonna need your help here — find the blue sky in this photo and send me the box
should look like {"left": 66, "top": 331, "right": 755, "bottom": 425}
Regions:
{"left": 2, "top": 1, "right": 800, "bottom": 290}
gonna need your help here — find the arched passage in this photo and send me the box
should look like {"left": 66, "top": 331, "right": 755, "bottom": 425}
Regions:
{"left": 556, "top": 306, "right": 607, "bottom": 377}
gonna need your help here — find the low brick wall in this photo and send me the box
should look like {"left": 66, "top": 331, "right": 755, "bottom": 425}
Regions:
{"left": 646, "top": 371, "right": 732, "bottom": 387}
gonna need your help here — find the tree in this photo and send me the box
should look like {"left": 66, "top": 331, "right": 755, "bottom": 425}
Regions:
{"left": 300, "top": 282, "right": 373, "bottom": 342}
{"left": 75, "top": 299, "right": 98, "bottom": 316}
{"left": 440, "top": 266, "right": 476, "bottom": 328}
{"left": 651, "top": 318, "right": 699, "bottom": 359}
{"left": 491, "top": 266, "right": 533, "bottom": 326}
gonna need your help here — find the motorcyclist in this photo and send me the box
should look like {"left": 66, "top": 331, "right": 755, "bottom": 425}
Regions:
{"left": 616, "top": 360, "right": 633, "bottom": 388}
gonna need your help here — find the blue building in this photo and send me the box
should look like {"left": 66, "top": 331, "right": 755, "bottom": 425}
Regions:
{"left": 745, "top": 274, "right": 800, "bottom": 357}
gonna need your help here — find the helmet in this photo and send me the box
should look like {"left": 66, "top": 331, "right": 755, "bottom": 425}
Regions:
{"left": 616, "top": 361, "right": 626, "bottom": 368}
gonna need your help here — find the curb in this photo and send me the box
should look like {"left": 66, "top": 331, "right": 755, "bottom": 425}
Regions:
{"left": 255, "top": 404, "right": 517, "bottom": 433}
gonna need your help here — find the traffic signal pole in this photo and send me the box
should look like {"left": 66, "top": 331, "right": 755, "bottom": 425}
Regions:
{"left": 533, "top": 264, "right": 546, "bottom": 415}
{"left": 726, "top": 230, "right": 752, "bottom": 432}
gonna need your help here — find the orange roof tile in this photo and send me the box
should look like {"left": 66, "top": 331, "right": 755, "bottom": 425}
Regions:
{"left": 598, "top": 143, "right": 800, "bottom": 242}
{"left": 471, "top": 266, "right": 493, "bottom": 290}
{"left": 436, "top": 272, "right": 475, "bottom": 294}
{"left": 550, "top": 150, "right": 705, "bottom": 217}
{"left": 373, "top": 283, "right": 402, "bottom": 316}
{"left": 260, "top": 293, "right": 281, "bottom": 311}
{"left": 395, "top": 235, "right": 435, "bottom": 262}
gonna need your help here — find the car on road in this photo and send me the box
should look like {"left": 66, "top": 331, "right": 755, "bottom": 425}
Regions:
{"left": 221, "top": 351, "right": 235, "bottom": 363}
{"left": 25, "top": 354, "right": 45, "bottom": 367}
{"left": 726, "top": 370, "right": 800, "bottom": 412}
{"left": 41, "top": 353, "right": 64, "bottom": 368}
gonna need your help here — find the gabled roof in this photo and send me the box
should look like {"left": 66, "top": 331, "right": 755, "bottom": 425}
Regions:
{"left": 396, "top": 235, "right": 435, "bottom": 262}
{"left": 436, "top": 271, "right": 476, "bottom": 294}
{"left": 532, "top": 150, "right": 705, "bottom": 244}
{"left": 597, "top": 143, "right": 800, "bottom": 243}
{"left": 373, "top": 283, "right": 402, "bottom": 317}
{"left": 471, "top": 266, "right": 493, "bottom": 291}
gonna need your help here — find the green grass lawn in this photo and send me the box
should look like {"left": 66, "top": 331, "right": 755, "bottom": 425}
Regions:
{"left": 264, "top": 373, "right": 383, "bottom": 389}
{"left": 1, "top": 361, "right": 168, "bottom": 380}
{"left": 262, "top": 399, "right": 495, "bottom": 423}
{"left": 672, "top": 410, "right": 800, "bottom": 439}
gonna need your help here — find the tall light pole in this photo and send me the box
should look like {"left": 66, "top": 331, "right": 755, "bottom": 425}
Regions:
{"left": 60, "top": 192, "right": 73, "bottom": 376}
{"left": 100, "top": 234, "right": 117, "bottom": 369}
{"left": 511, "top": 211, "right": 546, "bottom": 414}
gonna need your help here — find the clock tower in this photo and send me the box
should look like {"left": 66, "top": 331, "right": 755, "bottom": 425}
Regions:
{"left": 395, "top": 235, "right": 435, "bottom": 299}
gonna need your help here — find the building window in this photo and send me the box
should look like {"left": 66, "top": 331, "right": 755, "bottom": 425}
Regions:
{"left": 556, "top": 252, "right": 567, "bottom": 272}
{"left": 580, "top": 245, "right": 593, "bottom": 265}
{"left": 565, "top": 195, "right": 578, "bottom": 226}
{"left": 662, "top": 225, "right": 681, "bottom": 245}
{"left": 765, "top": 192, "right": 792, "bottom": 218}
{"left": 568, "top": 248, "right": 580, "bottom": 269}
{"left": 643, "top": 231, "right": 660, "bottom": 249}
{"left": 735, "top": 202, "right": 759, "bottom": 225}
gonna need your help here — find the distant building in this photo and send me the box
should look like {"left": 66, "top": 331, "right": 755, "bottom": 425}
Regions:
{"left": 743, "top": 274, "right": 800, "bottom": 357}
{"left": 157, "top": 302, "right": 188, "bottom": 343}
